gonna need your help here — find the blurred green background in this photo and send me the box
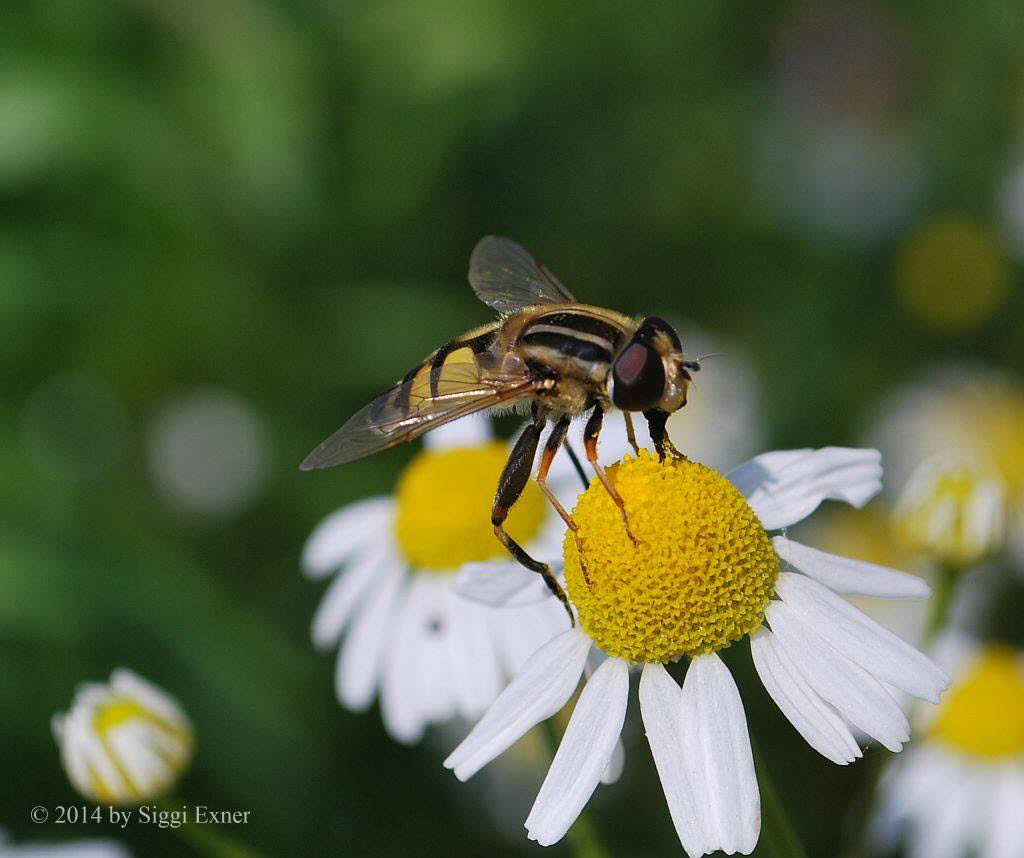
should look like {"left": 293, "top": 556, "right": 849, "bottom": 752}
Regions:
{"left": 4, "top": 1, "right": 1024, "bottom": 855}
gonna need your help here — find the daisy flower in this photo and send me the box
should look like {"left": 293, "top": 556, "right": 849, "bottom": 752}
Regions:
{"left": 447, "top": 446, "right": 949, "bottom": 855}
{"left": 867, "top": 365, "right": 1024, "bottom": 564}
{"left": 873, "top": 634, "right": 1024, "bottom": 858}
{"left": 893, "top": 455, "right": 1005, "bottom": 568}
{"left": 52, "top": 670, "right": 192, "bottom": 805}
{"left": 0, "top": 831, "right": 131, "bottom": 858}
{"left": 302, "top": 412, "right": 570, "bottom": 744}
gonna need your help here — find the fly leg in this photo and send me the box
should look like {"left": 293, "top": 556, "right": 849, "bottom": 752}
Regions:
{"left": 492, "top": 408, "right": 573, "bottom": 625}
{"left": 536, "top": 415, "right": 593, "bottom": 589}
{"left": 584, "top": 403, "right": 638, "bottom": 545}
{"left": 643, "top": 408, "right": 685, "bottom": 461}
{"left": 623, "top": 411, "right": 641, "bottom": 457}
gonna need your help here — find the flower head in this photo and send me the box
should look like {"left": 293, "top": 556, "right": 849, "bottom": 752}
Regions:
{"left": 894, "top": 456, "right": 1005, "bottom": 566}
{"left": 448, "top": 444, "right": 949, "bottom": 856}
{"left": 874, "top": 634, "right": 1024, "bottom": 857}
{"left": 868, "top": 365, "right": 1024, "bottom": 564}
{"left": 566, "top": 453, "right": 777, "bottom": 662}
{"left": 52, "top": 670, "right": 192, "bottom": 805}
{"left": 302, "top": 413, "right": 569, "bottom": 744}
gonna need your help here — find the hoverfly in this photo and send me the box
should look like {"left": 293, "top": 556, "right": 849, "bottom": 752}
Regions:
{"left": 301, "top": 236, "right": 700, "bottom": 622}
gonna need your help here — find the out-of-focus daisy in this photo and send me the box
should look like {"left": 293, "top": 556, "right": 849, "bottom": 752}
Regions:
{"left": 894, "top": 456, "right": 1005, "bottom": 568}
{"left": 302, "top": 413, "right": 569, "bottom": 744}
{"left": 448, "top": 446, "right": 948, "bottom": 856}
{"left": 0, "top": 830, "right": 130, "bottom": 858}
{"left": 52, "top": 670, "right": 193, "bottom": 806}
{"left": 867, "top": 366, "right": 1024, "bottom": 564}
{"left": 873, "top": 634, "right": 1024, "bottom": 858}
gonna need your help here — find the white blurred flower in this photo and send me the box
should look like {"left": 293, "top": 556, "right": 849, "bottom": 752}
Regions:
{"left": 448, "top": 446, "right": 947, "bottom": 856}
{"left": 894, "top": 457, "right": 1005, "bottom": 567}
{"left": 147, "top": 389, "right": 268, "bottom": 517}
{"left": 867, "top": 366, "right": 1024, "bottom": 565}
{"left": 52, "top": 670, "right": 193, "bottom": 806}
{"left": 0, "top": 830, "right": 130, "bottom": 858}
{"left": 873, "top": 634, "right": 1024, "bottom": 858}
{"left": 302, "top": 413, "right": 570, "bottom": 744}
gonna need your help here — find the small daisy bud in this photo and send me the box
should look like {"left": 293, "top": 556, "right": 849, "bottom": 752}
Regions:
{"left": 894, "top": 457, "right": 1005, "bottom": 566}
{"left": 52, "top": 669, "right": 193, "bottom": 805}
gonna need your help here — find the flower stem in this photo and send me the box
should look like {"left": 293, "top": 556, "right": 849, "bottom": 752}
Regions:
{"left": 751, "top": 741, "right": 807, "bottom": 858}
{"left": 537, "top": 718, "right": 612, "bottom": 858}
{"left": 154, "top": 797, "right": 269, "bottom": 858}
{"left": 922, "top": 562, "right": 958, "bottom": 646}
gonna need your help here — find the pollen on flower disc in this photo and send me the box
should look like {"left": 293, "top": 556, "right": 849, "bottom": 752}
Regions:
{"left": 564, "top": 451, "right": 778, "bottom": 663}
{"left": 394, "top": 443, "right": 546, "bottom": 570}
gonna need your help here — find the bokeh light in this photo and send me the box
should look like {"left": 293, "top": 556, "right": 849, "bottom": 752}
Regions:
{"left": 147, "top": 389, "right": 269, "bottom": 517}
{"left": 894, "top": 216, "right": 1010, "bottom": 334}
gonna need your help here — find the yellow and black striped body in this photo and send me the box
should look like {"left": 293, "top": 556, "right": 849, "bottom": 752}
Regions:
{"left": 389, "top": 303, "right": 638, "bottom": 424}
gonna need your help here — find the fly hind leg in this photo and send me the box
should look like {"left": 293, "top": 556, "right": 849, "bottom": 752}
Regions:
{"left": 492, "top": 413, "right": 574, "bottom": 625}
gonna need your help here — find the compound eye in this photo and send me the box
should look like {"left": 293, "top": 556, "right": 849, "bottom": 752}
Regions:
{"left": 611, "top": 343, "right": 665, "bottom": 411}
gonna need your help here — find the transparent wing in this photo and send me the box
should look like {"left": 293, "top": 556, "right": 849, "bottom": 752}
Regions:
{"left": 300, "top": 355, "right": 537, "bottom": 469}
{"left": 468, "top": 236, "right": 576, "bottom": 314}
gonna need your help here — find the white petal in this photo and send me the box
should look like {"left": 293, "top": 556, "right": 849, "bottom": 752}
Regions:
{"left": 301, "top": 497, "right": 393, "bottom": 577}
{"left": 773, "top": 536, "right": 930, "bottom": 600}
{"left": 408, "top": 576, "right": 456, "bottom": 724}
{"left": 525, "top": 658, "right": 629, "bottom": 846}
{"left": 110, "top": 669, "right": 188, "bottom": 727}
{"left": 750, "top": 628, "right": 861, "bottom": 765}
{"left": 984, "top": 766, "right": 1024, "bottom": 858}
{"left": 906, "top": 764, "right": 985, "bottom": 858}
{"left": 639, "top": 662, "right": 709, "bottom": 857}
{"left": 727, "top": 447, "right": 882, "bottom": 530}
{"left": 494, "top": 600, "right": 571, "bottom": 675}
{"left": 601, "top": 739, "right": 625, "bottom": 785}
{"left": 454, "top": 561, "right": 556, "bottom": 607}
{"left": 766, "top": 601, "right": 910, "bottom": 751}
{"left": 444, "top": 628, "right": 591, "bottom": 781}
{"left": 680, "top": 653, "right": 760, "bottom": 855}
{"left": 775, "top": 571, "right": 949, "bottom": 702}
{"left": 424, "top": 412, "right": 492, "bottom": 451}
{"left": 310, "top": 542, "right": 393, "bottom": 650}
{"left": 334, "top": 562, "right": 403, "bottom": 711}
{"left": 380, "top": 579, "right": 430, "bottom": 744}
{"left": 446, "top": 592, "right": 502, "bottom": 719}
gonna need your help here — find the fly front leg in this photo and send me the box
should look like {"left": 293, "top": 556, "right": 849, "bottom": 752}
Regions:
{"left": 622, "top": 411, "right": 641, "bottom": 457}
{"left": 492, "top": 409, "right": 574, "bottom": 625}
{"left": 643, "top": 408, "right": 685, "bottom": 461}
{"left": 584, "top": 403, "right": 638, "bottom": 545}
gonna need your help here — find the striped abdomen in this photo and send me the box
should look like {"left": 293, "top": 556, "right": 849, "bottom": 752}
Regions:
{"left": 516, "top": 307, "right": 633, "bottom": 384}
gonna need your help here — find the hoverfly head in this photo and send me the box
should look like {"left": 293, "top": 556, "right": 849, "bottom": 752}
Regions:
{"left": 611, "top": 316, "right": 693, "bottom": 413}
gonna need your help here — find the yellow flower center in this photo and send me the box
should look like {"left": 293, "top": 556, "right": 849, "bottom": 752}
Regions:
{"left": 88, "top": 698, "right": 192, "bottom": 805}
{"left": 564, "top": 451, "right": 778, "bottom": 663}
{"left": 93, "top": 699, "right": 157, "bottom": 735}
{"left": 394, "top": 443, "right": 546, "bottom": 570}
{"left": 931, "top": 648, "right": 1024, "bottom": 761}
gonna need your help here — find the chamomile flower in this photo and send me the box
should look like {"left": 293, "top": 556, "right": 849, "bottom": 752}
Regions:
{"left": 894, "top": 455, "right": 1005, "bottom": 567}
{"left": 302, "top": 413, "right": 570, "bottom": 744}
{"left": 0, "top": 831, "right": 130, "bottom": 858}
{"left": 52, "top": 670, "right": 193, "bottom": 806}
{"left": 448, "top": 446, "right": 949, "bottom": 856}
{"left": 873, "top": 634, "right": 1024, "bottom": 858}
{"left": 868, "top": 366, "right": 1024, "bottom": 563}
